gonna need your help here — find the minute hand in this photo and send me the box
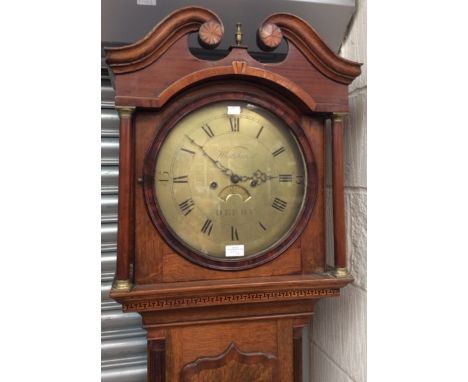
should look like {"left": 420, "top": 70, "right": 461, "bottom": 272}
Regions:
{"left": 185, "top": 135, "right": 252, "bottom": 181}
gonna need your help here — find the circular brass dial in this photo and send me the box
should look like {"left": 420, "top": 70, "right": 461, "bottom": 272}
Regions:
{"left": 154, "top": 101, "right": 307, "bottom": 259}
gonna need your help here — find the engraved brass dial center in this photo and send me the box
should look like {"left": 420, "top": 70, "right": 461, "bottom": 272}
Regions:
{"left": 154, "top": 101, "right": 307, "bottom": 258}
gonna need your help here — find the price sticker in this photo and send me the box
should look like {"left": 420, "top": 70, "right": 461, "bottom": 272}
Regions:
{"left": 225, "top": 244, "right": 245, "bottom": 257}
{"left": 227, "top": 106, "right": 241, "bottom": 115}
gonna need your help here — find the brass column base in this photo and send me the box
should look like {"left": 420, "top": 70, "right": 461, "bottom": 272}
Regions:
{"left": 112, "top": 279, "right": 133, "bottom": 292}
{"left": 333, "top": 267, "right": 351, "bottom": 278}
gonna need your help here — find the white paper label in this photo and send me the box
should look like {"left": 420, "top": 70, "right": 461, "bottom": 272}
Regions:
{"left": 225, "top": 244, "right": 244, "bottom": 257}
{"left": 137, "top": 0, "right": 156, "bottom": 5}
{"left": 227, "top": 106, "right": 241, "bottom": 115}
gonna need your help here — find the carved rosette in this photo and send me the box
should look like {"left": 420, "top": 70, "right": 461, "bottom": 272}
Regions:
{"left": 258, "top": 22, "right": 283, "bottom": 50}
{"left": 182, "top": 342, "right": 278, "bottom": 382}
{"left": 198, "top": 20, "right": 224, "bottom": 48}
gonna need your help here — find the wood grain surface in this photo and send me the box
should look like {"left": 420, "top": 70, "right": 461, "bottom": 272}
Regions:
{"left": 182, "top": 342, "right": 278, "bottom": 382}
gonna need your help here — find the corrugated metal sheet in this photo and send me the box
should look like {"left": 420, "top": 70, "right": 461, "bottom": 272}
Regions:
{"left": 102, "top": 195, "right": 118, "bottom": 223}
{"left": 101, "top": 166, "right": 119, "bottom": 195}
{"left": 101, "top": 65, "right": 147, "bottom": 382}
{"left": 101, "top": 109, "right": 120, "bottom": 137}
{"left": 101, "top": 138, "right": 120, "bottom": 166}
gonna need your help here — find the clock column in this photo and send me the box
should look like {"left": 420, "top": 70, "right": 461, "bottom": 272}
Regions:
{"left": 332, "top": 113, "right": 351, "bottom": 278}
{"left": 114, "top": 106, "right": 136, "bottom": 291}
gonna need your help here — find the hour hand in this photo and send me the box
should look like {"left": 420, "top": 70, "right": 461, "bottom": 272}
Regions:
{"left": 249, "top": 169, "right": 276, "bottom": 186}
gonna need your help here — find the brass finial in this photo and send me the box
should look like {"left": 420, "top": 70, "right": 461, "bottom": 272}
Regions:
{"left": 235, "top": 22, "right": 243, "bottom": 46}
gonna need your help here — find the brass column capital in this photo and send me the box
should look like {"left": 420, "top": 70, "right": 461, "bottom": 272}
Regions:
{"left": 116, "top": 106, "right": 136, "bottom": 118}
{"left": 332, "top": 112, "right": 348, "bottom": 122}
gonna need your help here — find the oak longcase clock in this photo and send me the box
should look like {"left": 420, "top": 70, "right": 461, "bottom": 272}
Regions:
{"left": 105, "top": 7, "right": 361, "bottom": 382}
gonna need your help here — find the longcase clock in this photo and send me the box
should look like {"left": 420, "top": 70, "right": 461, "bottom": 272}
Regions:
{"left": 105, "top": 7, "right": 361, "bottom": 381}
